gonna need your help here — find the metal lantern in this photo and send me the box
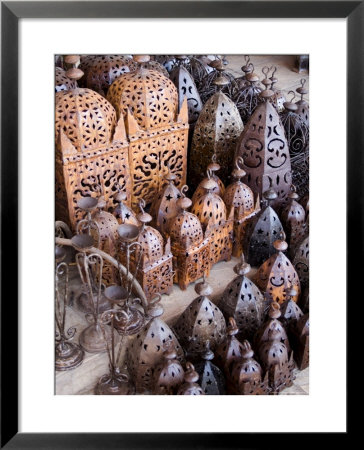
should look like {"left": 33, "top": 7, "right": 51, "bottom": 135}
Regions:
{"left": 235, "top": 86, "right": 292, "bottom": 209}
{"left": 107, "top": 55, "right": 188, "bottom": 208}
{"left": 191, "top": 175, "right": 234, "bottom": 267}
{"left": 169, "top": 188, "right": 210, "bottom": 290}
{"left": 55, "top": 67, "right": 77, "bottom": 92}
{"left": 191, "top": 154, "right": 225, "bottom": 204}
{"left": 153, "top": 344, "right": 185, "bottom": 395}
{"left": 220, "top": 255, "right": 265, "bottom": 342}
{"left": 246, "top": 189, "right": 285, "bottom": 267}
{"left": 254, "top": 302, "right": 291, "bottom": 351}
{"left": 214, "top": 317, "right": 245, "bottom": 377}
{"left": 55, "top": 65, "right": 131, "bottom": 229}
{"left": 269, "top": 66, "right": 286, "bottom": 113}
{"left": 223, "top": 157, "right": 260, "bottom": 257}
{"left": 290, "top": 313, "right": 309, "bottom": 370}
{"left": 189, "top": 74, "right": 244, "bottom": 189}
{"left": 149, "top": 165, "right": 182, "bottom": 237}
{"left": 126, "top": 297, "right": 185, "bottom": 393}
{"left": 232, "top": 63, "right": 262, "bottom": 124}
{"left": 177, "top": 362, "right": 205, "bottom": 395}
{"left": 194, "top": 341, "right": 226, "bottom": 395}
{"left": 296, "top": 78, "right": 309, "bottom": 127}
{"left": 253, "top": 236, "right": 301, "bottom": 304}
{"left": 279, "top": 288, "right": 304, "bottom": 329}
{"left": 229, "top": 340, "right": 270, "bottom": 395}
{"left": 114, "top": 190, "right": 140, "bottom": 227}
{"left": 173, "top": 278, "right": 226, "bottom": 357}
{"left": 293, "top": 236, "right": 309, "bottom": 289}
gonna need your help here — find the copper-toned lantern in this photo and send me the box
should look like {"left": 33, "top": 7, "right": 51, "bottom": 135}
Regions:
{"left": 290, "top": 313, "right": 309, "bottom": 370}
{"left": 293, "top": 236, "right": 309, "bottom": 289}
{"left": 229, "top": 340, "right": 270, "bottom": 395}
{"left": 233, "top": 62, "right": 262, "bottom": 124}
{"left": 173, "top": 278, "right": 226, "bottom": 357}
{"left": 191, "top": 154, "right": 225, "bottom": 204}
{"left": 245, "top": 189, "right": 285, "bottom": 267}
{"left": 55, "top": 65, "right": 131, "bottom": 229}
{"left": 253, "top": 236, "right": 301, "bottom": 304}
{"left": 177, "top": 362, "right": 205, "bottom": 395}
{"left": 194, "top": 341, "right": 226, "bottom": 395}
{"left": 223, "top": 157, "right": 260, "bottom": 257}
{"left": 55, "top": 67, "right": 77, "bottom": 92}
{"left": 149, "top": 165, "right": 182, "bottom": 237}
{"left": 169, "top": 188, "right": 210, "bottom": 290}
{"left": 113, "top": 190, "right": 140, "bottom": 227}
{"left": 214, "top": 317, "right": 245, "bottom": 377}
{"left": 235, "top": 86, "right": 292, "bottom": 209}
{"left": 279, "top": 288, "right": 304, "bottom": 329}
{"left": 126, "top": 297, "right": 184, "bottom": 393}
{"left": 107, "top": 55, "right": 188, "bottom": 208}
{"left": 191, "top": 174, "right": 234, "bottom": 267}
{"left": 189, "top": 74, "right": 244, "bottom": 189}
{"left": 220, "top": 255, "right": 265, "bottom": 342}
{"left": 254, "top": 302, "right": 290, "bottom": 351}
{"left": 153, "top": 344, "right": 185, "bottom": 394}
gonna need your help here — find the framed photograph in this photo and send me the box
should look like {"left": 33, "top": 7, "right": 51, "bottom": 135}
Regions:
{"left": 1, "top": 0, "right": 357, "bottom": 447}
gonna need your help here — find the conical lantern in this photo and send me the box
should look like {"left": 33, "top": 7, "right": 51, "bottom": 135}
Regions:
{"left": 230, "top": 340, "right": 270, "bottom": 395}
{"left": 220, "top": 255, "right": 265, "bottom": 342}
{"left": 191, "top": 174, "right": 234, "bottom": 266}
{"left": 173, "top": 278, "right": 226, "bottom": 357}
{"left": 235, "top": 85, "right": 292, "bottom": 209}
{"left": 153, "top": 344, "right": 185, "bottom": 394}
{"left": 290, "top": 313, "right": 309, "bottom": 370}
{"left": 177, "top": 362, "right": 205, "bottom": 395}
{"left": 169, "top": 187, "right": 210, "bottom": 290}
{"left": 149, "top": 165, "right": 182, "bottom": 237}
{"left": 233, "top": 62, "right": 262, "bottom": 124}
{"left": 194, "top": 341, "right": 226, "bottom": 395}
{"left": 279, "top": 288, "right": 304, "bottom": 329}
{"left": 191, "top": 154, "right": 225, "bottom": 204}
{"left": 293, "top": 235, "right": 309, "bottom": 289}
{"left": 214, "top": 317, "right": 245, "bottom": 376}
{"left": 126, "top": 297, "right": 185, "bottom": 393}
{"left": 253, "top": 235, "right": 301, "bottom": 304}
{"left": 245, "top": 189, "right": 285, "bottom": 267}
{"left": 189, "top": 74, "right": 244, "bottom": 189}
{"left": 254, "top": 301, "right": 290, "bottom": 351}
{"left": 223, "top": 156, "right": 260, "bottom": 257}
{"left": 113, "top": 190, "right": 140, "bottom": 227}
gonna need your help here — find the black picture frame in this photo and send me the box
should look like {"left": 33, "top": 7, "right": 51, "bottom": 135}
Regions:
{"left": 1, "top": 1, "right": 357, "bottom": 448}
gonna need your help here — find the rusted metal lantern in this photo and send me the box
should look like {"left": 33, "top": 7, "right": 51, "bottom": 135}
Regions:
{"left": 191, "top": 174, "right": 234, "bottom": 267}
{"left": 55, "top": 67, "right": 77, "bottom": 92}
{"left": 279, "top": 288, "right": 304, "bottom": 329}
{"left": 229, "top": 340, "right": 270, "bottom": 395}
{"left": 153, "top": 344, "right": 185, "bottom": 395}
{"left": 296, "top": 78, "right": 309, "bottom": 127}
{"left": 245, "top": 189, "right": 285, "bottom": 267}
{"left": 293, "top": 236, "right": 309, "bottom": 289}
{"left": 113, "top": 190, "right": 140, "bottom": 227}
{"left": 220, "top": 255, "right": 265, "bottom": 342}
{"left": 55, "top": 63, "right": 131, "bottom": 230}
{"left": 177, "top": 362, "right": 205, "bottom": 395}
{"left": 169, "top": 188, "right": 210, "bottom": 290}
{"left": 254, "top": 302, "right": 290, "bottom": 351}
{"left": 189, "top": 74, "right": 244, "bottom": 189}
{"left": 214, "top": 317, "right": 245, "bottom": 377}
{"left": 173, "top": 277, "right": 226, "bottom": 357}
{"left": 107, "top": 54, "right": 188, "bottom": 208}
{"left": 233, "top": 63, "right": 263, "bottom": 124}
{"left": 194, "top": 341, "right": 226, "bottom": 395}
{"left": 191, "top": 154, "right": 225, "bottom": 204}
{"left": 223, "top": 156, "right": 260, "bottom": 257}
{"left": 235, "top": 85, "right": 292, "bottom": 209}
{"left": 126, "top": 296, "right": 185, "bottom": 393}
{"left": 290, "top": 313, "right": 309, "bottom": 370}
{"left": 253, "top": 235, "right": 301, "bottom": 304}
{"left": 149, "top": 165, "right": 182, "bottom": 237}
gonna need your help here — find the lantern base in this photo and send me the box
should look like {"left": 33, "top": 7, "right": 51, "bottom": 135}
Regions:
{"left": 95, "top": 373, "right": 135, "bottom": 395}
{"left": 55, "top": 341, "right": 84, "bottom": 371}
{"left": 79, "top": 323, "right": 114, "bottom": 353}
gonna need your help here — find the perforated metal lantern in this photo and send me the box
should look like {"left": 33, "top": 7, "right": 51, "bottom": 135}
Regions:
{"left": 279, "top": 288, "right": 304, "bottom": 330}
{"left": 194, "top": 342, "right": 226, "bottom": 395}
{"left": 169, "top": 190, "right": 210, "bottom": 290}
{"left": 189, "top": 76, "right": 244, "bottom": 189}
{"left": 113, "top": 191, "right": 140, "bottom": 227}
{"left": 55, "top": 66, "right": 131, "bottom": 229}
{"left": 246, "top": 189, "right": 285, "bottom": 267}
{"left": 254, "top": 301, "right": 290, "bottom": 351}
{"left": 173, "top": 278, "right": 226, "bottom": 357}
{"left": 126, "top": 298, "right": 185, "bottom": 393}
{"left": 107, "top": 55, "right": 188, "bottom": 208}
{"left": 153, "top": 344, "right": 185, "bottom": 394}
{"left": 232, "top": 63, "right": 262, "bottom": 124}
{"left": 55, "top": 67, "right": 77, "bottom": 92}
{"left": 214, "top": 317, "right": 245, "bottom": 377}
{"left": 235, "top": 86, "right": 292, "bottom": 209}
{"left": 230, "top": 340, "right": 270, "bottom": 395}
{"left": 293, "top": 236, "right": 309, "bottom": 289}
{"left": 177, "top": 362, "right": 205, "bottom": 395}
{"left": 220, "top": 256, "right": 265, "bottom": 342}
{"left": 290, "top": 313, "right": 309, "bottom": 370}
{"left": 223, "top": 157, "right": 260, "bottom": 257}
{"left": 191, "top": 155, "right": 225, "bottom": 204}
{"left": 253, "top": 236, "right": 301, "bottom": 304}
{"left": 191, "top": 175, "right": 234, "bottom": 266}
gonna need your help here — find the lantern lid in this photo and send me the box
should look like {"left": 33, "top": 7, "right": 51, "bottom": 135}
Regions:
{"left": 200, "top": 176, "right": 219, "bottom": 191}
{"left": 268, "top": 301, "right": 282, "bottom": 319}
{"left": 263, "top": 189, "right": 278, "bottom": 201}
{"left": 233, "top": 254, "right": 251, "bottom": 276}
{"left": 64, "top": 55, "right": 80, "bottom": 65}
{"left": 65, "top": 67, "right": 84, "bottom": 81}
{"left": 208, "top": 154, "right": 221, "bottom": 172}
{"left": 273, "top": 238, "right": 288, "bottom": 252}
{"left": 246, "top": 72, "right": 259, "bottom": 83}
{"left": 209, "top": 59, "right": 225, "bottom": 71}
{"left": 260, "top": 88, "right": 274, "bottom": 99}
{"left": 133, "top": 55, "right": 151, "bottom": 63}
{"left": 195, "top": 276, "right": 213, "bottom": 296}
{"left": 214, "top": 74, "right": 230, "bottom": 87}
{"left": 184, "top": 362, "right": 200, "bottom": 383}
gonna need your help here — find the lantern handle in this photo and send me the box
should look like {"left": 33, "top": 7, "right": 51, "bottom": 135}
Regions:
{"left": 181, "top": 185, "right": 189, "bottom": 197}
{"left": 211, "top": 153, "right": 217, "bottom": 164}
{"left": 138, "top": 198, "right": 146, "bottom": 214}
{"left": 288, "top": 90, "right": 296, "bottom": 102}
{"left": 262, "top": 66, "right": 270, "bottom": 78}
{"left": 270, "top": 66, "right": 277, "bottom": 78}
{"left": 300, "top": 78, "right": 307, "bottom": 87}
{"left": 235, "top": 156, "right": 244, "bottom": 170}
{"left": 290, "top": 184, "right": 297, "bottom": 193}
{"left": 244, "top": 55, "right": 250, "bottom": 64}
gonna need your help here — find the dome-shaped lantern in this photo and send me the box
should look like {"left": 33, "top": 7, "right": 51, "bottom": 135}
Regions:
{"left": 191, "top": 173, "right": 234, "bottom": 267}
{"left": 230, "top": 340, "right": 270, "bottom": 395}
{"left": 293, "top": 235, "right": 309, "bottom": 289}
{"left": 280, "top": 184, "right": 307, "bottom": 255}
{"left": 253, "top": 235, "right": 301, "bottom": 304}
{"left": 149, "top": 164, "right": 182, "bottom": 237}
{"left": 152, "top": 344, "right": 185, "bottom": 394}
{"left": 245, "top": 189, "right": 285, "bottom": 267}
{"left": 126, "top": 296, "right": 185, "bottom": 393}
{"left": 235, "top": 85, "right": 292, "bottom": 210}
{"left": 173, "top": 278, "right": 226, "bottom": 357}
{"left": 177, "top": 362, "right": 205, "bottom": 395}
{"left": 55, "top": 67, "right": 77, "bottom": 92}
{"left": 189, "top": 74, "right": 244, "bottom": 190}
{"left": 55, "top": 60, "right": 131, "bottom": 229}
{"left": 220, "top": 255, "right": 265, "bottom": 342}
{"left": 169, "top": 187, "right": 210, "bottom": 290}
{"left": 194, "top": 341, "right": 226, "bottom": 395}
{"left": 214, "top": 317, "right": 245, "bottom": 377}
{"left": 295, "top": 78, "right": 309, "bottom": 127}
{"left": 232, "top": 62, "right": 262, "bottom": 124}
{"left": 191, "top": 154, "right": 225, "bottom": 204}
{"left": 107, "top": 55, "right": 188, "bottom": 208}
{"left": 113, "top": 190, "right": 140, "bottom": 227}
{"left": 223, "top": 157, "right": 260, "bottom": 257}
{"left": 289, "top": 313, "right": 309, "bottom": 370}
